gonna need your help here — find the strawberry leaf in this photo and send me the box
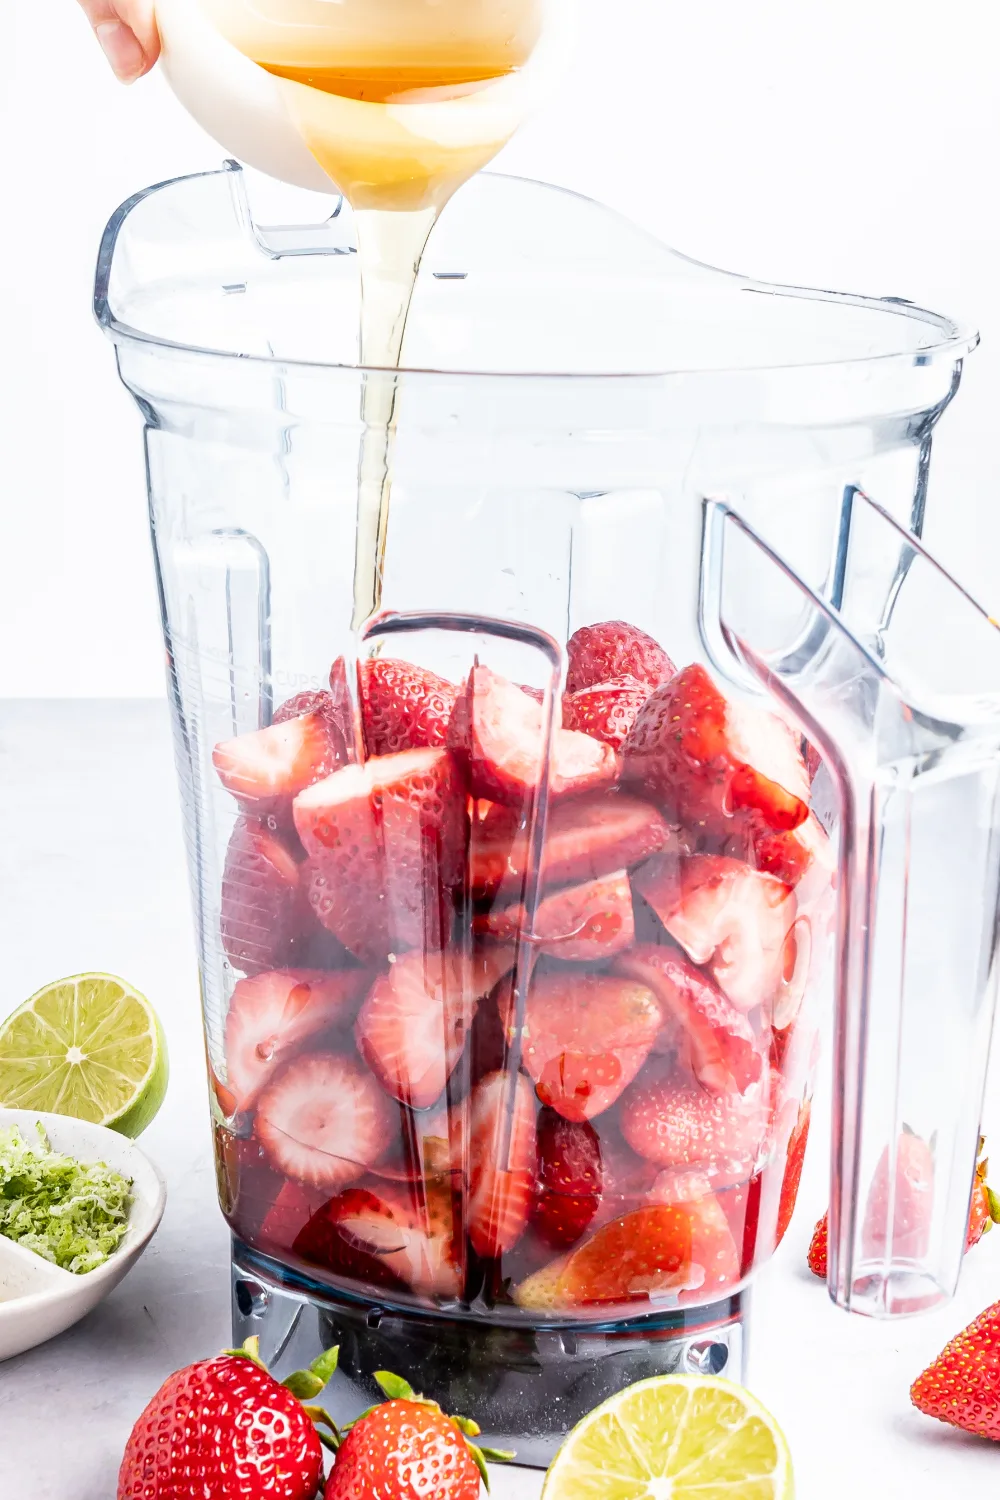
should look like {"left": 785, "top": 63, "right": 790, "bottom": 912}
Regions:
{"left": 468, "top": 1443, "right": 492, "bottom": 1493}
{"left": 223, "top": 1336, "right": 267, "bottom": 1370}
{"left": 309, "top": 1346, "right": 340, "bottom": 1386}
{"left": 283, "top": 1371, "right": 326, "bottom": 1401}
{"left": 987, "top": 1186, "right": 1000, "bottom": 1224}
{"left": 375, "top": 1371, "right": 417, "bottom": 1401}
{"left": 451, "top": 1415, "right": 482, "bottom": 1438}
{"left": 302, "top": 1404, "right": 342, "bottom": 1449}
{"left": 478, "top": 1447, "right": 516, "bottom": 1463}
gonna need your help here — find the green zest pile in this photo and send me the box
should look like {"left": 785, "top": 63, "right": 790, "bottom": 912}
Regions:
{"left": 0, "top": 1124, "right": 133, "bottom": 1274}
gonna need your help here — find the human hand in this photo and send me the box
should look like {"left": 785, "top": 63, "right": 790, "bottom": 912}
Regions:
{"left": 78, "top": 0, "right": 160, "bottom": 82}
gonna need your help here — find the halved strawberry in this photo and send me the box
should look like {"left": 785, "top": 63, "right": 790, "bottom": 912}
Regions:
{"left": 258, "top": 1178, "right": 330, "bottom": 1256}
{"left": 355, "top": 947, "right": 514, "bottom": 1109}
{"left": 500, "top": 971, "right": 661, "bottom": 1122}
{"left": 775, "top": 1099, "right": 811, "bottom": 1246}
{"left": 466, "top": 1070, "right": 537, "bottom": 1259}
{"left": 861, "top": 1129, "right": 934, "bottom": 1263}
{"left": 634, "top": 854, "right": 798, "bottom": 1015}
{"left": 255, "top": 1051, "right": 395, "bottom": 1190}
{"left": 214, "top": 711, "right": 341, "bottom": 810}
{"left": 613, "top": 944, "right": 764, "bottom": 1096}
{"left": 514, "top": 1198, "right": 739, "bottom": 1312}
{"left": 359, "top": 658, "right": 462, "bottom": 757}
{"left": 220, "top": 816, "right": 310, "bottom": 975}
{"left": 470, "top": 791, "right": 671, "bottom": 900}
{"left": 449, "top": 666, "right": 617, "bottom": 807}
{"left": 294, "top": 748, "right": 465, "bottom": 961}
{"left": 562, "top": 678, "right": 650, "bottom": 752}
{"left": 623, "top": 664, "right": 809, "bottom": 835}
{"left": 293, "top": 1179, "right": 462, "bottom": 1300}
{"left": 566, "top": 621, "right": 676, "bottom": 696}
{"left": 618, "top": 1064, "right": 769, "bottom": 1184}
{"left": 476, "top": 871, "right": 635, "bottom": 962}
{"left": 531, "top": 1108, "right": 604, "bottom": 1249}
{"left": 224, "top": 968, "right": 371, "bottom": 1113}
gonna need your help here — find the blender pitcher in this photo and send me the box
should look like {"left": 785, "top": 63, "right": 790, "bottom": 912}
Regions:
{"left": 94, "top": 165, "right": 1000, "bottom": 1466}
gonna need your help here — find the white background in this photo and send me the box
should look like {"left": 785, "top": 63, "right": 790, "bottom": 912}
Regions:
{"left": 4, "top": 0, "right": 1000, "bottom": 696}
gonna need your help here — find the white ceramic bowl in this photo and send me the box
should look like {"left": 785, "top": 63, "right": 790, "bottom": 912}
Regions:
{"left": 0, "top": 1110, "right": 166, "bottom": 1362}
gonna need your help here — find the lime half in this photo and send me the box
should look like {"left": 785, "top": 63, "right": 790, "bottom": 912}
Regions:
{"left": 0, "top": 974, "right": 168, "bottom": 1137}
{"left": 542, "top": 1374, "right": 794, "bottom": 1500}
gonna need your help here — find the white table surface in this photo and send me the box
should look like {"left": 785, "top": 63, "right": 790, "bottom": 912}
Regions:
{"left": 0, "top": 699, "right": 998, "bottom": 1498}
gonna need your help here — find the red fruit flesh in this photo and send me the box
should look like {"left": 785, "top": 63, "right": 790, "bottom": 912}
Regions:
{"left": 566, "top": 621, "right": 676, "bottom": 696}
{"left": 255, "top": 1051, "right": 394, "bottom": 1191}
{"left": 477, "top": 870, "right": 635, "bottom": 962}
{"left": 619, "top": 1065, "right": 769, "bottom": 1185}
{"left": 117, "top": 1355, "right": 323, "bottom": 1500}
{"left": 635, "top": 854, "right": 799, "bottom": 1015}
{"left": 214, "top": 711, "right": 342, "bottom": 810}
{"left": 294, "top": 1179, "right": 462, "bottom": 1300}
{"left": 501, "top": 971, "right": 661, "bottom": 1122}
{"left": 467, "top": 1070, "right": 537, "bottom": 1259}
{"left": 220, "top": 817, "right": 310, "bottom": 975}
{"left": 258, "top": 1178, "right": 330, "bottom": 1255}
{"left": 273, "top": 688, "right": 351, "bottom": 759}
{"left": 450, "top": 665, "right": 617, "bottom": 806}
{"left": 355, "top": 947, "right": 514, "bottom": 1109}
{"left": 470, "top": 791, "right": 672, "bottom": 900}
{"left": 751, "top": 811, "right": 834, "bottom": 895}
{"left": 613, "top": 944, "right": 764, "bottom": 1096}
{"left": 360, "top": 657, "right": 461, "bottom": 757}
{"left": 325, "top": 1399, "right": 482, "bottom": 1500}
{"left": 910, "top": 1301, "right": 1000, "bottom": 1441}
{"left": 775, "top": 1099, "right": 811, "bottom": 1246}
{"left": 563, "top": 677, "right": 651, "bottom": 752}
{"left": 224, "top": 968, "right": 370, "bottom": 1113}
{"left": 624, "top": 663, "right": 809, "bottom": 835}
{"left": 294, "top": 748, "right": 465, "bottom": 962}
{"left": 532, "top": 1108, "right": 604, "bottom": 1249}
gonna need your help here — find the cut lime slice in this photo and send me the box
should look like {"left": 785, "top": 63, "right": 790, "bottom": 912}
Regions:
{"left": 0, "top": 974, "right": 168, "bottom": 1137}
{"left": 542, "top": 1374, "right": 794, "bottom": 1500}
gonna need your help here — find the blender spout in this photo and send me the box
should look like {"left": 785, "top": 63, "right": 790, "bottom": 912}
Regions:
{"left": 703, "top": 489, "right": 1000, "bottom": 1319}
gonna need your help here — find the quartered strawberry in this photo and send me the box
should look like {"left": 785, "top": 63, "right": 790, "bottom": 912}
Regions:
{"left": 623, "top": 663, "right": 809, "bottom": 836}
{"left": 531, "top": 1108, "right": 604, "bottom": 1249}
{"left": 500, "top": 971, "right": 661, "bottom": 1122}
{"left": 911, "top": 1300, "right": 1000, "bottom": 1441}
{"left": 861, "top": 1129, "right": 935, "bottom": 1263}
{"left": 295, "top": 748, "right": 465, "bottom": 962}
{"left": 566, "top": 621, "right": 676, "bottom": 696}
{"left": 562, "top": 678, "right": 650, "bottom": 752}
{"left": 477, "top": 870, "right": 635, "bottom": 962}
{"left": 634, "top": 854, "right": 799, "bottom": 1015}
{"left": 355, "top": 947, "right": 514, "bottom": 1110}
{"left": 255, "top": 1051, "right": 394, "bottom": 1191}
{"left": 807, "top": 1212, "right": 829, "bottom": 1277}
{"left": 224, "top": 968, "right": 371, "bottom": 1113}
{"left": 293, "top": 1179, "right": 462, "bottom": 1300}
{"left": 613, "top": 944, "right": 764, "bottom": 1096}
{"left": 360, "top": 658, "right": 461, "bottom": 757}
{"left": 214, "top": 711, "right": 342, "bottom": 811}
{"left": 514, "top": 1198, "right": 739, "bottom": 1312}
{"left": 470, "top": 791, "right": 671, "bottom": 900}
{"left": 220, "top": 817, "right": 311, "bottom": 975}
{"left": 619, "top": 1064, "right": 769, "bottom": 1184}
{"left": 775, "top": 1099, "right": 811, "bottom": 1246}
{"left": 449, "top": 665, "right": 617, "bottom": 807}
{"left": 466, "top": 1070, "right": 537, "bottom": 1259}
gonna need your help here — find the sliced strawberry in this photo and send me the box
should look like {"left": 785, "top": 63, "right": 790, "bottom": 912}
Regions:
{"left": 255, "top": 1051, "right": 394, "bottom": 1190}
{"left": 258, "top": 1178, "right": 330, "bottom": 1256}
{"left": 295, "top": 748, "right": 465, "bottom": 961}
{"left": 634, "top": 854, "right": 798, "bottom": 1015}
{"left": 273, "top": 689, "right": 352, "bottom": 761}
{"left": 214, "top": 710, "right": 341, "bottom": 810}
{"left": 449, "top": 665, "right": 617, "bottom": 807}
{"left": 214, "top": 1127, "right": 280, "bottom": 1242}
{"left": 531, "top": 1108, "right": 604, "bottom": 1249}
{"left": 613, "top": 944, "right": 764, "bottom": 1095}
{"left": 360, "top": 658, "right": 461, "bottom": 757}
{"left": 477, "top": 870, "right": 635, "bottom": 962}
{"left": 355, "top": 947, "right": 514, "bottom": 1109}
{"left": 566, "top": 621, "right": 676, "bottom": 696}
{"left": 751, "top": 811, "right": 835, "bottom": 900}
{"left": 802, "top": 737, "right": 823, "bottom": 781}
{"left": 861, "top": 1129, "right": 935, "bottom": 1263}
{"left": 220, "top": 816, "right": 310, "bottom": 975}
{"left": 224, "top": 967, "right": 370, "bottom": 1112}
{"left": 514, "top": 1198, "right": 739, "bottom": 1312}
{"left": 619, "top": 1064, "right": 769, "bottom": 1185}
{"left": 466, "top": 1070, "right": 537, "bottom": 1259}
{"left": 624, "top": 664, "right": 809, "bottom": 835}
{"left": 293, "top": 1179, "right": 462, "bottom": 1300}
{"left": 500, "top": 971, "right": 661, "bottom": 1122}
{"left": 562, "top": 678, "right": 650, "bottom": 752}
{"left": 775, "top": 1099, "right": 811, "bottom": 1246}
{"left": 470, "top": 791, "right": 671, "bottom": 900}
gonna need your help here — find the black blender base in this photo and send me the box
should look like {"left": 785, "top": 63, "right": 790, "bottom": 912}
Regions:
{"left": 231, "top": 1238, "right": 748, "bottom": 1470}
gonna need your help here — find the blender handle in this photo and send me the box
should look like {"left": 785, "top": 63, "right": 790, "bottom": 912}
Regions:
{"left": 702, "top": 490, "right": 1000, "bottom": 1318}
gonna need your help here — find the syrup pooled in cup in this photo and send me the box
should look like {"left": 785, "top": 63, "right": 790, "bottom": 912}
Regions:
{"left": 210, "top": 625, "right": 836, "bottom": 1318}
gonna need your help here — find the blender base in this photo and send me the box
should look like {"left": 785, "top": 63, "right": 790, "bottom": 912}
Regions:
{"left": 231, "top": 1238, "right": 748, "bottom": 1469}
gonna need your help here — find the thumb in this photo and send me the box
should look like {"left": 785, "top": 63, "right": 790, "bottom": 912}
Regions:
{"left": 78, "top": 0, "right": 160, "bottom": 82}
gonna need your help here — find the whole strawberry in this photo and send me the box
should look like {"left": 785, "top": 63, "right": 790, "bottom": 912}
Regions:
{"left": 911, "top": 1301, "right": 1000, "bottom": 1440}
{"left": 326, "top": 1373, "right": 511, "bottom": 1500}
{"left": 117, "top": 1339, "right": 340, "bottom": 1500}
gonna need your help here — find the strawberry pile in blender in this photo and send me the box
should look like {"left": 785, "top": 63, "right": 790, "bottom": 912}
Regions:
{"left": 209, "top": 622, "right": 835, "bottom": 1317}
